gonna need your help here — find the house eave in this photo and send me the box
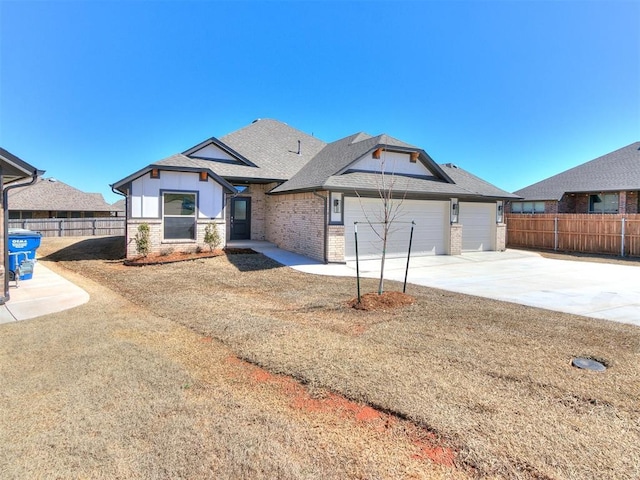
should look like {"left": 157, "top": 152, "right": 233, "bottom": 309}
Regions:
{"left": 111, "top": 165, "right": 237, "bottom": 194}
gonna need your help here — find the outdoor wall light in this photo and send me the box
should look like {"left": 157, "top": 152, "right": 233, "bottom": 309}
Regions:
{"left": 333, "top": 198, "right": 341, "bottom": 213}
{"left": 497, "top": 201, "right": 504, "bottom": 223}
{"left": 450, "top": 198, "right": 459, "bottom": 224}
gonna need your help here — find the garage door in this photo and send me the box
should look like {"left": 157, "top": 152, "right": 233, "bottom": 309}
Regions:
{"left": 344, "top": 198, "right": 448, "bottom": 260}
{"left": 459, "top": 202, "right": 495, "bottom": 251}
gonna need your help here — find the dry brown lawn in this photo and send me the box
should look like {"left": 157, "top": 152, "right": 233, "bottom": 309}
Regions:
{"left": 1, "top": 236, "right": 638, "bottom": 479}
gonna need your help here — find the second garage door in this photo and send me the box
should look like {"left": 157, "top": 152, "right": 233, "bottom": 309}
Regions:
{"left": 459, "top": 202, "right": 495, "bottom": 251}
{"left": 344, "top": 197, "right": 449, "bottom": 260}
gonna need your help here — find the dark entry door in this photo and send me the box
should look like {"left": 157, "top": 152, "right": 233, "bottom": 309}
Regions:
{"left": 230, "top": 197, "right": 251, "bottom": 240}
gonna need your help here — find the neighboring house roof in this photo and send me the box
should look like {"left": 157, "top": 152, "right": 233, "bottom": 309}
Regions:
{"left": 112, "top": 199, "right": 125, "bottom": 212}
{"left": 8, "top": 177, "right": 114, "bottom": 212}
{"left": 514, "top": 142, "right": 640, "bottom": 201}
{"left": 112, "top": 118, "right": 517, "bottom": 200}
{"left": 0, "top": 147, "right": 42, "bottom": 185}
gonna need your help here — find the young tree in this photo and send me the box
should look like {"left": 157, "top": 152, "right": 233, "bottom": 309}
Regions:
{"left": 204, "top": 222, "right": 222, "bottom": 252}
{"left": 357, "top": 149, "right": 407, "bottom": 295}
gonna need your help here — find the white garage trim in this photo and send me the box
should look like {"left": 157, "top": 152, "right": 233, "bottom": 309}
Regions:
{"left": 344, "top": 197, "right": 449, "bottom": 260}
{"left": 459, "top": 202, "right": 495, "bottom": 251}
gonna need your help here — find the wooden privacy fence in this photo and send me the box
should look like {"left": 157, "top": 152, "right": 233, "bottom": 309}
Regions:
{"left": 506, "top": 214, "right": 640, "bottom": 257}
{"left": 8, "top": 217, "right": 125, "bottom": 237}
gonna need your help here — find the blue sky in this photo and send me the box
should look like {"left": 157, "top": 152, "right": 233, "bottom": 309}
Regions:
{"left": 1, "top": 0, "right": 638, "bottom": 204}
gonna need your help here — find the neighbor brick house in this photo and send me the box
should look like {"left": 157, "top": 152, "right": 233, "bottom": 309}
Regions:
{"left": 0, "top": 147, "right": 42, "bottom": 303}
{"left": 112, "top": 119, "right": 518, "bottom": 262}
{"left": 508, "top": 142, "right": 640, "bottom": 215}
{"left": 7, "top": 177, "right": 115, "bottom": 220}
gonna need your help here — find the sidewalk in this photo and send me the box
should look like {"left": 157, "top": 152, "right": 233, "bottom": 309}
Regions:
{"left": 0, "top": 262, "right": 89, "bottom": 324}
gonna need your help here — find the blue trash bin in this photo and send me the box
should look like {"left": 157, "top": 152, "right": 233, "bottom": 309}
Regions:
{"left": 7, "top": 229, "right": 42, "bottom": 281}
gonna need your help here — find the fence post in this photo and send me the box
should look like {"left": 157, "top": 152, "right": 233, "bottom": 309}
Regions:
{"left": 621, "top": 217, "right": 626, "bottom": 257}
{"left": 93, "top": 218, "right": 97, "bottom": 236}
{"left": 554, "top": 217, "right": 558, "bottom": 251}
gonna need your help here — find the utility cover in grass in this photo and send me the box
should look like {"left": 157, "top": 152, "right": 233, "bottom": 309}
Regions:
{"left": 572, "top": 357, "right": 607, "bottom": 372}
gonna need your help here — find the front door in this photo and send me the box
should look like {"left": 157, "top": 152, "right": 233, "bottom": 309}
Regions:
{"left": 230, "top": 197, "right": 251, "bottom": 240}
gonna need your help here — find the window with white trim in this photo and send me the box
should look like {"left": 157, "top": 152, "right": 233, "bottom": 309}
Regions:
{"left": 163, "top": 192, "right": 197, "bottom": 240}
{"left": 589, "top": 193, "right": 618, "bottom": 213}
{"left": 511, "top": 201, "right": 545, "bottom": 214}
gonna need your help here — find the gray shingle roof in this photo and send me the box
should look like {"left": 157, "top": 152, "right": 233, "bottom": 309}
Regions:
{"left": 113, "top": 118, "right": 515, "bottom": 200}
{"left": 150, "top": 119, "right": 327, "bottom": 183}
{"left": 8, "top": 177, "right": 114, "bottom": 212}
{"left": 514, "top": 142, "right": 640, "bottom": 201}
{"left": 270, "top": 132, "right": 457, "bottom": 194}
{"left": 221, "top": 118, "right": 327, "bottom": 179}
{"left": 440, "top": 164, "right": 519, "bottom": 198}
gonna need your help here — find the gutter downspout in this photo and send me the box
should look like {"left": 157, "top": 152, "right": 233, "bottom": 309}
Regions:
{"left": 1, "top": 168, "right": 44, "bottom": 304}
{"left": 110, "top": 184, "right": 128, "bottom": 256}
{"left": 312, "top": 191, "right": 328, "bottom": 264}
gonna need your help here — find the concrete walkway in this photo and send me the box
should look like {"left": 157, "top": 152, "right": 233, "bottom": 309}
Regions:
{"left": 246, "top": 243, "right": 640, "bottom": 327}
{"left": 0, "top": 262, "right": 89, "bottom": 324}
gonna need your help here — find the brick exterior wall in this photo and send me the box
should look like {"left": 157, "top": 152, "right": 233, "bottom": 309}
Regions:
{"left": 627, "top": 191, "right": 639, "bottom": 214}
{"left": 559, "top": 191, "right": 640, "bottom": 214}
{"left": 544, "top": 200, "right": 559, "bottom": 214}
{"left": 126, "top": 218, "right": 226, "bottom": 258}
{"left": 266, "top": 192, "right": 326, "bottom": 262}
{"left": 449, "top": 224, "right": 462, "bottom": 255}
{"left": 327, "top": 225, "right": 345, "bottom": 263}
{"left": 226, "top": 183, "right": 275, "bottom": 241}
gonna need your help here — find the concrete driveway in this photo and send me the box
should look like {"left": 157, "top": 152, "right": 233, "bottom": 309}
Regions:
{"left": 253, "top": 244, "right": 640, "bottom": 327}
{"left": 355, "top": 250, "right": 640, "bottom": 326}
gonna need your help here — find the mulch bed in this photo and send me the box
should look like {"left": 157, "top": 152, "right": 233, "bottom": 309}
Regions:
{"left": 124, "top": 248, "right": 256, "bottom": 266}
{"left": 348, "top": 291, "right": 416, "bottom": 311}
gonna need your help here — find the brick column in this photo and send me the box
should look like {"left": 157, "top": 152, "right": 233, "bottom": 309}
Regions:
{"left": 496, "top": 223, "right": 506, "bottom": 251}
{"left": 619, "top": 191, "right": 627, "bottom": 214}
{"left": 327, "top": 225, "right": 345, "bottom": 263}
{"left": 449, "top": 224, "right": 462, "bottom": 255}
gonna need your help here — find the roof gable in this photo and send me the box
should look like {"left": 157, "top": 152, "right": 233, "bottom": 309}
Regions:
{"left": 182, "top": 137, "right": 257, "bottom": 167}
{"left": 271, "top": 132, "right": 454, "bottom": 194}
{"left": 514, "top": 142, "right": 640, "bottom": 201}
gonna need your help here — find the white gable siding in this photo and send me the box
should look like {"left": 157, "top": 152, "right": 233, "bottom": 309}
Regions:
{"left": 349, "top": 151, "right": 430, "bottom": 176}
{"left": 191, "top": 144, "right": 235, "bottom": 160}
{"left": 130, "top": 171, "right": 224, "bottom": 219}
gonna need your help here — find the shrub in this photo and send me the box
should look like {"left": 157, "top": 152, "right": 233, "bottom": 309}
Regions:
{"left": 134, "top": 223, "right": 151, "bottom": 257}
{"left": 204, "top": 222, "right": 222, "bottom": 252}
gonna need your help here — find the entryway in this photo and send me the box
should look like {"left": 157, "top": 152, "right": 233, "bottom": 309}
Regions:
{"left": 230, "top": 197, "right": 251, "bottom": 240}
